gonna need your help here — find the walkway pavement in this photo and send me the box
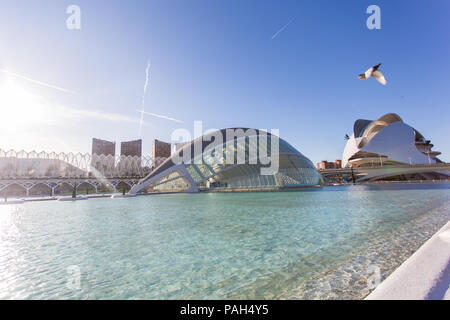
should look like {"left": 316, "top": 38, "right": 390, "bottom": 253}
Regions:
{"left": 366, "top": 221, "right": 450, "bottom": 300}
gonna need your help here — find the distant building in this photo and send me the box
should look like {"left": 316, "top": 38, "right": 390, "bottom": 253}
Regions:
{"left": 152, "top": 139, "right": 171, "bottom": 168}
{"left": 317, "top": 160, "right": 342, "bottom": 170}
{"left": 115, "top": 139, "right": 143, "bottom": 177}
{"left": 92, "top": 138, "right": 115, "bottom": 156}
{"left": 121, "top": 139, "right": 142, "bottom": 157}
{"left": 91, "top": 138, "right": 116, "bottom": 173}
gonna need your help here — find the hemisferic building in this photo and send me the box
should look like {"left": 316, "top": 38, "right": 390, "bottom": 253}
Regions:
{"left": 130, "top": 128, "right": 320, "bottom": 194}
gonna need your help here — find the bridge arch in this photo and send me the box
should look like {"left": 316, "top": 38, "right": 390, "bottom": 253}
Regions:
{"left": 0, "top": 183, "right": 27, "bottom": 197}
{"left": 54, "top": 182, "right": 75, "bottom": 195}
{"left": 29, "top": 183, "right": 52, "bottom": 196}
{"left": 116, "top": 181, "right": 132, "bottom": 193}
{"left": 77, "top": 182, "right": 97, "bottom": 194}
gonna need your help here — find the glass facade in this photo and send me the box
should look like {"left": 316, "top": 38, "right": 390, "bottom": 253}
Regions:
{"left": 135, "top": 129, "right": 321, "bottom": 194}
{"left": 142, "top": 170, "right": 190, "bottom": 193}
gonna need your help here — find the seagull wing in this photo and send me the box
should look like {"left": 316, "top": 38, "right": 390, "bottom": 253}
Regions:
{"left": 358, "top": 73, "right": 366, "bottom": 79}
{"left": 372, "top": 70, "right": 387, "bottom": 85}
{"left": 365, "top": 66, "right": 374, "bottom": 79}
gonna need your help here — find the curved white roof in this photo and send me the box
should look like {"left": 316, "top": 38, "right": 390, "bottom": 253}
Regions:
{"left": 342, "top": 113, "right": 441, "bottom": 167}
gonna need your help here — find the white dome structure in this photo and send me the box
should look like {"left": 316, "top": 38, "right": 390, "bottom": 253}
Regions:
{"left": 130, "top": 128, "right": 320, "bottom": 194}
{"left": 342, "top": 113, "right": 443, "bottom": 168}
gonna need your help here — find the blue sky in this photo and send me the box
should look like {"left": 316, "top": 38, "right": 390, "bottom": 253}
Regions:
{"left": 0, "top": 0, "right": 449, "bottom": 163}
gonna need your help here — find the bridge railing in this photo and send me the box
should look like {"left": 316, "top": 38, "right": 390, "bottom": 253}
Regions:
{"left": 361, "top": 179, "right": 450, "bottom": 184}
{"left": 319, "top": 162, "right": 449, "bottom": 172}
{"left": 0, "top": 149, "right": 167, "bottom": 179}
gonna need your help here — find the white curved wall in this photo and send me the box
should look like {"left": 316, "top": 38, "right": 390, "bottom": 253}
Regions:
{"left": 360, "top": 122, "right": 435, "bottom": 165}
{"left": 342, "top": 134, "right": 357, "bottom": 167}
{"left": 342, "top": 135, "right": 365, "bottom": 167}
{"left": 342, "top": 121, "right": 436, "bottom": 167}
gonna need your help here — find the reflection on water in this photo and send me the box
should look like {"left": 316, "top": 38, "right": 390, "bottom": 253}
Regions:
{"left": 0, "top": 184, "right": 449, "bottom": 299}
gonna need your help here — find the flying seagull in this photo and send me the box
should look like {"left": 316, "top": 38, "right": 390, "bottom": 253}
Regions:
{"left": 358, "top": 63, "right": 387, "bottom": 85}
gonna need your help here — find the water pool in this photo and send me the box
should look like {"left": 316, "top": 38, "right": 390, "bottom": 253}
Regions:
{"left": 0, "top": 184, "right": 449, "bottom": 299}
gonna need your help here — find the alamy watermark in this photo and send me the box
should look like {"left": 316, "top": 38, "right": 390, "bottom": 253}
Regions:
{"left": 66, "top": 5, "right": 81, "bottom": 30}
{"left": 366, "top": 5, "right": 381, "bottom": 30}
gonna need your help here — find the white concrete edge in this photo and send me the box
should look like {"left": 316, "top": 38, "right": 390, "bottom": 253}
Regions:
{"left": 57, "top": 196, "right": 89, "bottom": 201}
{"left": 365, "top": 220, "right": 450, "bottom": 300}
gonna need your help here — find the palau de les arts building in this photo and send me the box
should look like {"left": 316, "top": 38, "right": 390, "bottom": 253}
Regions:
{"left": 342, "top": 113, "right": 448, "bottom": 180}
{"left": 130, "top": 129, "right": 321, "bottom": 194}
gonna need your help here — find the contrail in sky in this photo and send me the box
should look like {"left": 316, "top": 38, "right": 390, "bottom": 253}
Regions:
{"left": 138, "top": 61, "right": 151, "bottom": 137}
{"left": 136, "top": 110, "right": 183, "bottom": 123}
{"left": 142, "top": 61, "right": 151, "bottom": 106}
{"left": 137, "top": 61, "right": 184, "bottom": 135}
{"left": 0, "top": 68, "right": 79, "bottom": 94}
{"left": 271, "top": 17, "right": 296, "bottom": 40}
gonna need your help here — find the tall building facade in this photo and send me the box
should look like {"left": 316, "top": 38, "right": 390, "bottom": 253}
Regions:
{"left": 152, "top": 139, "right": 171, "bottom": 168}
{"left": 121, "top": 139, "right": 142, "bottom": 157}
{"left": 91, "top": 138, "right": 115, "bottom": 174}
{"left": 92, "top": 138, "right": 115, "bottom": 156}
{"left": 317, "top": 160, "right": 342, "bottom": 170}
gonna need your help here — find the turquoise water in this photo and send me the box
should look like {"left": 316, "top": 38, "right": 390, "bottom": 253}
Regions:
{"left": 0, "top": 184, "right": 449, "bottom": 299}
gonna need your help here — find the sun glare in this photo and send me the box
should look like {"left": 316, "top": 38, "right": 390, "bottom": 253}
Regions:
{"left": 0, "top": 82, "right": 53, "bottom": 131}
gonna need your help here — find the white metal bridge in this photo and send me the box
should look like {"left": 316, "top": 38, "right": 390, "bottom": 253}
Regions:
{"left": 0, "top": 149, "right": 167, "bottom": 197}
